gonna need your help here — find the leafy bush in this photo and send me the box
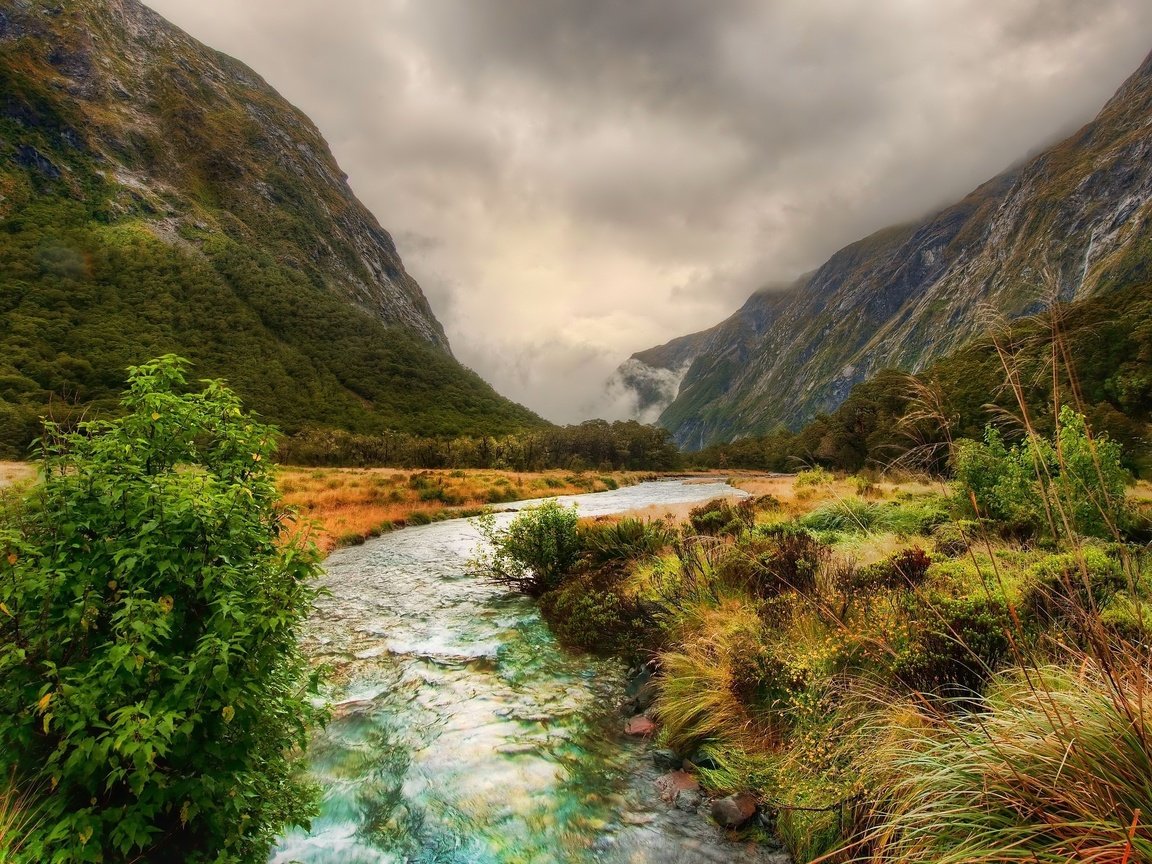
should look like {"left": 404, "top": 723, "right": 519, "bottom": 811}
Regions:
{"left": 539, "top": 579, "right": 654, "bottom": 658}
{"left": 717, "top": 528, "right": 829, "bottom": 598}
{"left": 0, "top": 357, "right": 325, "bottom": 863}
{"left": 473, "top": 500, "right": 581, "bottom": 596}
{"left": 795, "top": 468, "right": 834, "bottom": 488}
{"left": 1019, "top": 547, "right": 1127, "bottom": 627}
{"left": 954, "top": 409, "right": 1131, "bottom": 539}
{"left": 840, "top": 548, "right": 933, "bottom": 594}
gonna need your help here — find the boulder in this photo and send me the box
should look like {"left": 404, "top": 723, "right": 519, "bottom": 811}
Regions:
{"left": 674, "top": 788, "right": 703, "bottom": 812}
{"left": 651, "top": 748, "right": 681, "bottom": 771}
{"left": 710, "top": 791, "right": 758, "bottom": 828}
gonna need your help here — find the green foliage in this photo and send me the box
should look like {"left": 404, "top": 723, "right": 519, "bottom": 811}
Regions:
{"left": 718, "top": 528, "right": 830, "bottom": 598}
{"left": 895, "top": 595, "right": 1012, "bottom": 695}
{"left": 840, "top": 548, "right": 933, "bottom": 594}
{"left": 1018, "top": 547, "right": 1127, "bottom": 627}
{"left": 0, "top": 357, "right": 325, "bottom": 863}
{"left": 954, "top": 408, "right": 1132, "bottom": 539}
{"left": 578, "top": 518, "right": 673, "bottom": 565}
{"left": 473, "top": 501, "right": 582, "bottom": 597}
{"left": 277, "top": 420, "right": 682, "bottom": 471}
{"left": 794, "top": 467, "right": 834, "bottom": 488}
{"left": 687, "top": 497, "right": 756, "bottom": 537}
{"left": 539, "top": 578, "right": 653, "bottom": 658}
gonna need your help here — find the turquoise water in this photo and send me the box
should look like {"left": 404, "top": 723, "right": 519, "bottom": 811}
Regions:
{"left": 272, "top": 480, "right": 779, "bottom": 864}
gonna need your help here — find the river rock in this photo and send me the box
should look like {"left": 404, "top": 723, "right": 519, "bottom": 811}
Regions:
{"left": 674, "top": 788, "right": 703, "bottom": 812}
{"left": 654, "top": 770, "right": 699, "bottom": 802}
{"left": 710, "top": 792, "right": 758, "bottom": 828}
{"left": 651, "top": 748, "right": 681, "bottom": 771}
{"left": 624, "top": 715, "right": 656, "bottom": 736}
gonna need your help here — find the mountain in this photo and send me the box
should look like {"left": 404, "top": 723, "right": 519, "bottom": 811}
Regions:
{"left": 0, "top": 0, "right": 542, "bottom": 457}
{"left": 616, "top": 49, "right": 1152, "bottom": 450}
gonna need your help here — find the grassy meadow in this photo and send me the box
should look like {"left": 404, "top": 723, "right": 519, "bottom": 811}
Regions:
{"left": 278, "top": 466, "right": 652, "bottom": 552}
{"left": 501, "top": 450, "right": 1152, "bottom": 862}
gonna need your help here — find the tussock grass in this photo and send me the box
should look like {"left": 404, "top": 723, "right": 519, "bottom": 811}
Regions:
{"left": 0, "top": 773, "right": 40, "bottom": 862}
{"left": 849, "top": 663, "right": 1152, "bottom": 863}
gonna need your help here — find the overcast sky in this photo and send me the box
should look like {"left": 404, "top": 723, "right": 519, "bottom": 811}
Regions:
{"left": 146, "top": 0, "right": 1152, "bottom": 422}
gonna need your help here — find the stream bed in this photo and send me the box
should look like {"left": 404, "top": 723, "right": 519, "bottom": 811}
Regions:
{"left": 271, "top": 479, "right": 787, "bottom": 864}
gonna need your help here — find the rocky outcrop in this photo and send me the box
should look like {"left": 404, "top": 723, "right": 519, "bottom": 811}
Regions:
{"left": 615, "top": 49, "right": 1152, "bottom": 449}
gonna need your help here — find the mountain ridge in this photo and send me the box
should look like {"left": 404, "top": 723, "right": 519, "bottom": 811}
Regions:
{"left": 613, "top": 47, "right": 1152, "bottom": 449}
{"left": 0, "top": 0, "right": 543, "bottom": 456}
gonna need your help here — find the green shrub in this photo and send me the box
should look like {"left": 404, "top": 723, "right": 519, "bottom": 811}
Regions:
{"left": 930, "top": 520, "right": 975, "bottom": 557}
{"left": 895, "top": 595, "right": 1011, "bottom": 695}
{"left": 718, "top": 528, "right": 829, "bottom": 598}
{"left": 1019, "top": 547, "right": 1127, "bottom": 627}
{"left": 840, "top": 548, "right": 933, "bottom": 594}
{"left": 687, "top": 497, "right": 756, "bottom": 537}
{"left": 578, "top": 517, "right": 673, "bottom": 565}
{"left": 539, "top": 580, "right": 654, "bottom": 658}
{"left": 954, "top": 409, "right": 1131, "bottom": 540}
{"left": 473, "top": 500, "right": 582, "bottom": 596}
{"left": 795, "top": 467, "right": 834, "bottom": 488}
{"left": 0, "top": 357, "right": 325, "bottom": 864}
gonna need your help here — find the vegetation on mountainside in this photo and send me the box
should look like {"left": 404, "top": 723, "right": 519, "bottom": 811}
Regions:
{"left": 0, "top": 196, "right": 543, "bottom": 460}
{"left": 0, "top": 357, "right": 325, "bottom": 863}
{"left": 483, "top": 402, "right": 1151, "bottom": 862}
{"left": 0, "top": 4, "right": 542, "bottom": 461}
{"left": 697, "top": 282, "right": 1152, "bottom": 477}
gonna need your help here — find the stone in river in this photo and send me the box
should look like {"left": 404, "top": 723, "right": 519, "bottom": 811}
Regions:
{"left": 710, "top": 791, "right": 758, "bottom": 828}
{"left": 624, "top": 715, "right": 657, "bottom": 736}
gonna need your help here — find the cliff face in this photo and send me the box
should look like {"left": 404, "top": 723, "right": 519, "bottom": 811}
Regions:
{"left": 617, "top": 49, "right": 1152, "bottom": 449}
{"left": 2, "top": 0, "right": 447, "bottom": 346}
{"left": 0, "top": 0, "right": 542, "bottom": 451}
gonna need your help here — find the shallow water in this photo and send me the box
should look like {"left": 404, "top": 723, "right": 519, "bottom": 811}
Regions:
{"left": 272, "top": 479, "right": 784, "bottom": 864}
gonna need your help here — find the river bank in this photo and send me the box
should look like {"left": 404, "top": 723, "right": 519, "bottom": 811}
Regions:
{"left": 504, "top": 464, "right": 1152, "bottom": 861}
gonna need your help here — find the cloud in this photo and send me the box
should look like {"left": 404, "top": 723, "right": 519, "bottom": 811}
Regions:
{"left": 145, "top": 0, "right": 1152, "bottom": 422}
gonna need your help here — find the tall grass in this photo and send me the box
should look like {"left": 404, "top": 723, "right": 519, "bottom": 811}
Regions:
{"left": 0, "top": 773, "right": 38, "bottom": 863}
{"left": 848, "top": 663, "right": 1152, "bottom": 863}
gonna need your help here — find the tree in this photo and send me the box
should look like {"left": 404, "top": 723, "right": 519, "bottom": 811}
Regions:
{"left": 0, "top": 356, "right": 325, "bottom": 863}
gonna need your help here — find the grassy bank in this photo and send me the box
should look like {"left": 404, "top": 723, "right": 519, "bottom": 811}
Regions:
{"left": 485, "top": 438, "right": 1152, "bottom": 861}
{"left": 279, "top": 467, "right": 651, "bottom": 553}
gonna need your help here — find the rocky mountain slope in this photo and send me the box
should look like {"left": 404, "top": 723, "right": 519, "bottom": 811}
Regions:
{"left": 0, "top": 0, "right": 541, "bottom": 456}
{"left": 617, "top": 49, "right": 1152, "bottom": 450}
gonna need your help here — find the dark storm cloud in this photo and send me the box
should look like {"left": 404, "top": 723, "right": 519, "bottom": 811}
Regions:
{"left": 146, "top": 0, "right": 1152, "bottom": 421}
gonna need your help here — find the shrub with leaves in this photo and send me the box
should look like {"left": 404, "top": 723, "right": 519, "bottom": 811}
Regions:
{"left": 473, "top": 500, "right": 581, "bottom": 596}
{"left": 0, "top": 357, "right": 325, "bottom": 864}
{"left": 954, "top": 408, "right": 1131, "bottom": 540}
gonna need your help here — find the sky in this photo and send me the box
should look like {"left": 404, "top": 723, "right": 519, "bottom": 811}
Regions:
{"left": 145, "top": 0, "right": 1152, "bottom": 423}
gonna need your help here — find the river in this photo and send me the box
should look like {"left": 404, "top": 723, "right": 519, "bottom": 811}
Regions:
{"left": 271, "top": 479, "right": 787, "bottom": 864}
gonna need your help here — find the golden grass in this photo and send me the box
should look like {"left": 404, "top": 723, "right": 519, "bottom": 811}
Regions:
{"left": 278, "top": 467, "right": 644, "bottom": 553}
{"left": 0, "top": 462, "right": 35, "bottom": 488}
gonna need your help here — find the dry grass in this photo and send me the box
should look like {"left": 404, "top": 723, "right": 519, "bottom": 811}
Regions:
{"left": 278, "top": 467, "right": 644, "bottom": 553}
{"left": 0, "top": 462, "right": 35, "bottom": 488}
